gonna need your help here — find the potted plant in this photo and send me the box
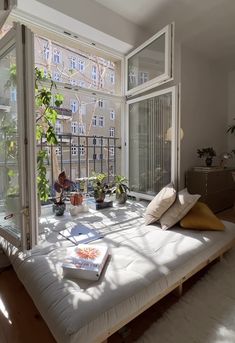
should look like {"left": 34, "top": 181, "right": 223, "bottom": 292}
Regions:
{"left": 89, "top": 172, "right": 109, "bottom": 203}
{"left": 197, "top": 147, "right": 216, "bottom": 167}
{"left": 53, "top": 171, "right": 74, "bottom": 215}
{"left": 111, "top": 175, "right": 129, "bottom": 204}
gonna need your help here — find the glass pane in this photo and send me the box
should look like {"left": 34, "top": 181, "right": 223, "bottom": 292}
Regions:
{"left": 0, "top": 45, "right": 21, "bottom": 239}
{"left": 36, "top": 87, "right": 122, "bottom": 195}
{"left": 34, "top": 33, "right": 121, "bottom": 95}
{"left": 129, "top": 92, "right": 172, "bottom": 195}
{"left": 128, "top": 34, "right": 165, "bottom": 91}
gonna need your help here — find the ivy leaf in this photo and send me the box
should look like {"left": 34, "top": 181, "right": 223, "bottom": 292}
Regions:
{"left": 45, "top": 108, "right": 57, "bottom": 126}
{"left": 36, "top": 125, "right": 44, "bottom": 140}
{"left": 46, "top": 126, "right": 58, "bottom": 145}
{"left": 54, "top": 94, "right": 64, "bottom": 107}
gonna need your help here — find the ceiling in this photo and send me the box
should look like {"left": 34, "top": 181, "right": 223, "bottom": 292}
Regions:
{"left": 94, "top": 0, "right": 235, "bottom": 63}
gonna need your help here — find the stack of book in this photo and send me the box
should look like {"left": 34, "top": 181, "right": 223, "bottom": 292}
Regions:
{"left": 62, "top": 244, "right": 109, "bottom": 280}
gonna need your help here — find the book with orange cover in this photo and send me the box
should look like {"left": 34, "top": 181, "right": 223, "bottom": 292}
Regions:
{"left": 62, "top": 244, "right": 109, "bottom": 280}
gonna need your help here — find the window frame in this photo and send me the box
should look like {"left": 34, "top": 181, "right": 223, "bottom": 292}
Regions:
{"left": 125, "top": 86, "right": 178, "bottom": 200}
{"left": 98, "top": 115, "right": 105, "bottom": 127}
{"left": 53, "top": 47, "right": 61, "bottom": 64}
{"left": 125, "top": 23, "right": 173, "bottom": 97}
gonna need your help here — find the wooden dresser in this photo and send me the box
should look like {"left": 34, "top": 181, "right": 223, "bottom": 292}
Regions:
{"left": 186, "top": 168, "right": 235, "bottom": 213}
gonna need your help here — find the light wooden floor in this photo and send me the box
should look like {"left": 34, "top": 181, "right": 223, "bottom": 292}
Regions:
{"left": 0, "top": 207, "right": 234, "bottom": 343}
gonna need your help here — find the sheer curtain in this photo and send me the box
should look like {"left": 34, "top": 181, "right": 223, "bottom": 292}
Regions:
{"left": 129, "top": 92, "right": 172, "bottom": 195}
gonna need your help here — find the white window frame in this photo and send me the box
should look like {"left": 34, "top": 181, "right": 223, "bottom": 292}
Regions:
{"left": 110, "top": 146, "right": 115, "bottom": 156}
{"left": 78, "top": 59, "right": 84, "bottom": 72}
{"left": 139, "top": 71, "right": 149, "bottom": 84}
{"left": 70, "top": 99, "right": 78, "bottom": 113}
{"left": 110, "top": 71, "right": 115, "bottom": 84}
{"left": 71, "top": 121, "right": 77, "bottom": 134}
{"left": 55, "top": 146, "right": 61, "bottom": 155}
{"left": 70, "top": 56, "right": 77, "bottom": 69}
{"left": 109, "top": 127, "right": 115, "bottom": 137}
{"left": 55, "top": 120, "right": 62, "bottom": 134}
{"left": 110, "top": 110, "right": 115, "bottom": 120}
{"left": 78, "top": 123, "right": 86, "bottom": 135}
{"left": 125, "top": 86, "right": 178, "bottom": 200}
{"left": 0, "top": 24, "right": 37, "bottom": 249}
{"left": 53, "top": 71, "right": 61, "bottom": 82}
{"left": 71, "top": 144, "right": 78, "bottom": 156}
{"left": 43, "top": 42, "right": 49, "bottom": 60}
{"left": 53, "top": 48, "right": 61, "bottom": 64}
{"left": 70, "top": 79, "right": 78, "bottom": 86}
{"left": 125, "top": 23, "right": 173, "bottom": 97}
{"left": 98, "top": 99, "right": 104, "bottom": 108}
{"left": 80, "top": 145, "right": 85, "bottom": 156}
{"left": 92, "top": 115, "right": 97, "bottom": 127}
{"left": 99, "top": 116, "right": 104, "bottom": 127}
{"left": 92, "top": 64, "right": 97, "bottom": 85}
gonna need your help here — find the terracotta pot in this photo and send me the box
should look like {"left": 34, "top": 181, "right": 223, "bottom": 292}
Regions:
{"left": 70, "top": 192, "right": 83, "bottom": 206}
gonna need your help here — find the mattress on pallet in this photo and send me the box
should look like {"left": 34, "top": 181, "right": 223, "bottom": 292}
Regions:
{"left": 1, "top": 202, "right": 235, "bottom": 343}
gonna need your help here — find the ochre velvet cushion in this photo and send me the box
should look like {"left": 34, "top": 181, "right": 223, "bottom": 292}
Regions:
{"left": 160, "top": 188, "right": 201, "bottom": 230}
{"left": 145, "top": 182, "right": 176, "bottom": 225}
{"left": 180, "top": 201, "right": 225, "bottom": 230}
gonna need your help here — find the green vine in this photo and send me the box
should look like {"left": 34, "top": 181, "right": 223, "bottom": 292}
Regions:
{"left": 34, "top": 67, "right": 64, "bottom": 201}
{"left": 6, "top": 65, "right": 64, "bottom": 202}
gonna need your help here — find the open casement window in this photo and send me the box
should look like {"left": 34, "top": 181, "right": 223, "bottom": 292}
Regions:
{"left": 0, "top": 15, "right": 37, "bottom": 249}
{"left": 125, "top": 86, "right": 178, "bottom": 200}
{"left": 124, "top": 23, "right": 178, "bottom": 200}
{"left": 125, "top": 24, "right": 174, "bottom": 97}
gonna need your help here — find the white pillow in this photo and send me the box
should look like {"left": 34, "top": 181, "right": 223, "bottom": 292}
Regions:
{"left": 160, "top": 188, "right": 201, "bottom": 230}
{"left": 145, "top": 182, "right": 176, "bottom": 225}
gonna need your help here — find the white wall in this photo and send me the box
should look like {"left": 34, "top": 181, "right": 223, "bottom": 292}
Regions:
{"left": 36, "top": 0, "right": 149, "bottom": 49}
{"left": 180, "top": 46, "right": 228, "bottom": 188}
{"left": 227, "top": 71, "right": 235, "bottom": 153}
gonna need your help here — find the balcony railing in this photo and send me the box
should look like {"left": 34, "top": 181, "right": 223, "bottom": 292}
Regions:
{"left": 38, "top": 133, "right": 121, "bottom": 189}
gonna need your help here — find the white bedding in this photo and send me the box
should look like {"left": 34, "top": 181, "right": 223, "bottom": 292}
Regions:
{"left": 1, "top": 201, "right": 235, "bottom": 343}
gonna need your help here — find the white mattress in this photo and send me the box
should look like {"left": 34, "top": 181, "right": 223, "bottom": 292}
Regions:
{"left": 1, "top": 201, "right": 235, "bottom": 343}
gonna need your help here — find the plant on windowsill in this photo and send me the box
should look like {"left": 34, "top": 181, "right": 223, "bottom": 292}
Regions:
{"left": 53, "top": 171, "right": 74, "bottom": 216}
{"left": 197, "top": 147, "right": 216, "bottom": 167}
{"left": 111, "top": 175, "right": 130, "bottom": 204}
{"left": 89, "top": 172, "right": 109, "bottom": 203}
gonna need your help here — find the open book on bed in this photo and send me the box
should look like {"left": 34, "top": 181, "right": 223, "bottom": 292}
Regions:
{"left": 59, "top": 223, "right": 103, "bottom": 245}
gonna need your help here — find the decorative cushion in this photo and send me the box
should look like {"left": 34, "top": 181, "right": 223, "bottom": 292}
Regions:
{"left": 145, "top": 182, "right": 176, "bottom": 225}
{"left": 180, "top": 201, "right": 225, "bottom": 230}
{"left": 160, "top": 188, "right": 201, "bottom": 230}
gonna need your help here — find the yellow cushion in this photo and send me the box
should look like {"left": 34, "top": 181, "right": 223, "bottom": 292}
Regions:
{"left": 180, "top": 201, "right": 225, "bottom": 231}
